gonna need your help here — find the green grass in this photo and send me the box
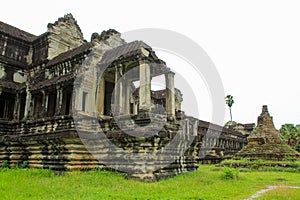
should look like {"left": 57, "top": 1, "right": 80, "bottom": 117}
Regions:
{"left": 223, "top": 158, "right": 300, "bottom": 166}
{"left": 257, "top": 186, "right": 300, "bottom": 200}
{"left": 221, "top": 158, "right": 300, "bottom": 172}
{"left": 0, "top": 165, "right": 299, "bottom": 199}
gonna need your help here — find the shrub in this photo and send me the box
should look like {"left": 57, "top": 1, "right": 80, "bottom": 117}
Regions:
{"left": 222, "top": 167, "right": 239, "bottom": 180}
{"left": 1, "top": 160, "right": 8, "bottom": 168}
{"left": 21, "top": 161, "right": 29, "bottom": 168}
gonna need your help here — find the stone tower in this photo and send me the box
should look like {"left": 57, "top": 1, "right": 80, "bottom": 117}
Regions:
{"left": 235, "top": 105, "right": 300, "bottom": 160}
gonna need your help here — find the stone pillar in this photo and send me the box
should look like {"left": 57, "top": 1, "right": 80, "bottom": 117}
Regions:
{"left": 74, "top": 87, "right": 82, "bottom": 113}
{"left": 133, "top": 101, "right": 138, "bottom": 115}
{"left": 1, "top": 36, "right": 7, "bottom": 56}
{"left": 124, "top": 80, "right": 131, "bottom": 115}
{"left": 165, "top": 71, "right": 175, "bottom": 120}
{"left": 114, "top": 65, "right": 123, "bottom": 115}
{"left": 41, "top": 90, "right": 49, "bottom": 117}
{"left": 193, "top": 120, "right": 198, "bottom": 136}
{"left": 23, "top": 84, "right": 32, "bottom": 119}
{"left": 44, "top": 91, "right": 49, "bottom": 116}
{"left": 55, "top": 85, "right": 63, "bottom": 115}
{"left": 118, "top": 67, "right": 124, "bottom": 115}
{"left": 96, "top": 76, "right": 105, "bottom": 115}
{"left": 138, "top": 60, "right": 151, "bottom": 113}
{"left": 13, "top": 93, "right": 20, "bottom": 120}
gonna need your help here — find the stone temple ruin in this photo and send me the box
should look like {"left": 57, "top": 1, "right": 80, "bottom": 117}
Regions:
{"left": 235, "top": 105, "right": 300, "bottom": 161}
{"left": 0, "top": 14, "right": 248, "bottom": 180}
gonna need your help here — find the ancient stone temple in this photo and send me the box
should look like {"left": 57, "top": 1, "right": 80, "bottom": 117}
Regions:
{"left": 235, "top": 105, "right": 300, "bottom": 161}
{"left": 0, "top": 14, "right": 247, "bottom": 180}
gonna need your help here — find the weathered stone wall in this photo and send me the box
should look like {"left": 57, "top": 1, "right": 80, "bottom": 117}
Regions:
{"left": 0, "top": 113, "right": 246, "bottom": 181}
{"left": 0, "top": 116, "right": 102, "bottom": 170}
{"left": 31, "top": 36, "right": 48, "bottom": 65}
{"left": 75, "top": 115, "right": 200, "bottom": 181}
{"left": 0, "top": 34, "right": 31, "bottom": 64}
{"left": 0, "top": 116, "right": 195, "bottom": 180}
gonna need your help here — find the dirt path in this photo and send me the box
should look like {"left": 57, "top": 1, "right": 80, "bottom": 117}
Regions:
{"left": 244, "top": 185, "right": 300, "bottom": 200}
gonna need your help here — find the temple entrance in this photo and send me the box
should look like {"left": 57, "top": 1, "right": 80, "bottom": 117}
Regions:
{"left": 0, "top": 92, "right": 14, "bottom": 120}
{"left": 104, "top": 81, "right": 114, "bottom": 116}
{"left": 33, "top": 93, "right": 42, "bottom": 118}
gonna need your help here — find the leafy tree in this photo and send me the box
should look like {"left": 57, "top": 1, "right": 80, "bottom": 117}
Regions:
{"left": 279, "top": 124, "right": 300, "bottom": 152}
{"left": 296, "top": 125, "right": 300, "bottom": 133}
{"left": 225, "top": 95, "right": 234, "bottom": 125}
{"left": 224, "top": 120, "right": 237, "bottom": 128}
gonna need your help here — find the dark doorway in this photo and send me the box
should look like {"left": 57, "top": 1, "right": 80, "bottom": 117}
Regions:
{"left": 47, "top": 91, "right": 56, "bottom": 117}
{"left": 0, "top": 99, "right": 5, "bottom": 118}
{"left": 65, "top": 92, "right": 72, "bottom": 115}
{"left": 0, "top": 92, "right": 15, "bottom": 120}
{"left": 19, "top": 95, "right": 26, "bottom": 120}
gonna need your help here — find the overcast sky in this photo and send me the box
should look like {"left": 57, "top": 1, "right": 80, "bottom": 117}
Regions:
{"left": 1, "top": 0, "right": 299, "bottom": 128}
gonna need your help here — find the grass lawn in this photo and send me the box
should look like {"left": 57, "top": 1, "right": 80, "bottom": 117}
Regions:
{"left": 0, "top": 165, "right": 299, "bottom": 200}
{"left": 257, "top": 187, "right": 300, "bottom": 200}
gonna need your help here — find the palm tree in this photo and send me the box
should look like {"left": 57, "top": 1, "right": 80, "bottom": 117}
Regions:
{"left": 225, "top": 95, "right": 234, "bottom": 125}
{"left": 280, "top": 124, "right": 300, "bottom": 151}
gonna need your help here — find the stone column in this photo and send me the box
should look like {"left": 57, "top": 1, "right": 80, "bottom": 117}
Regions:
{"left": 55, "top": 85, "right": 63, "bottom": 116}
{"left": 118, "top": 66, "right": 124, "bottom": 115}
{"left": 1, "top": 36, "right": 7, "bottom": 56}
{"left": 23, "top": 84, "right": 32, "bottom": 119}
{"left": 114, "top": 65, "right": 123, "bottom": 115}
{"left": 13, "top": 93, "right": 20, "bottom": 120}
{"left": 138, "top": 60, "right": 151, "bottom": 113}
{"left": 165, "top": 71, "right": 175, "bottom": 119}
{"left": 133, "top": 102, "right": 138, "bottom": 115}
{"left": 41, "top": 90, "right": 49, "bottom": 117}
{"left": 185, "top": 119, "right": 190, "bottom": 135}
{"left": 96, "top": 76, "right": 105, "bottom": 115}
{"left": 193, "top": 120, "right": 198, "bottom": 136}
{"left": 124, "top": 80, "right": 131, "bottom": 115}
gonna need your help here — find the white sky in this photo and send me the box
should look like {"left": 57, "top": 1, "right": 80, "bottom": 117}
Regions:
{"left": 1, "top": 0, "right": 300, "bottom": 128}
